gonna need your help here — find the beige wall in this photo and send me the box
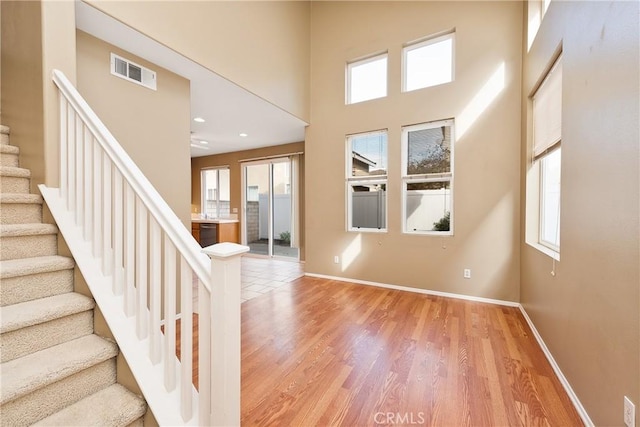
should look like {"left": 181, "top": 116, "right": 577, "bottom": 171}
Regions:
{"left": 1, "top": 0, "right": 76, "bottom": 190}
{"left": 85, "top": 0, "right": 310, "bottom": 123}
{"left": 306, "top": 1, "right": 523, "bottom": 301}
{"left": 76, "top": 30, "right": 191, "bottom": 227}
{"left": 191, "top": 142, "right": 305, "bottom": 260}
{"left": 521, "top": 1, "right": 639, "bottom": 425}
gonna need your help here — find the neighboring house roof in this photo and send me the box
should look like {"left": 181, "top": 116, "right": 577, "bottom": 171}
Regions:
{"left": 352, "top": 151, "right": 377, "bottom": 167}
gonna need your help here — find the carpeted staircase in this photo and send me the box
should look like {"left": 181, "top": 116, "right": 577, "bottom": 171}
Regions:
{"left": 0, "top": 125, "right": 147, "bottom": 426}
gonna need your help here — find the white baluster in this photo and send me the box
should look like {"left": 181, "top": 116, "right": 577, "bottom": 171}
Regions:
{"left": 102, "top": 155, "right": 112, "bottom": 276}
{"left": 124, "top": 185, "right": 135, "bottom": 316}
{"left": 164, "top": 237, "right": 177, "bottom": 391}
{"left": 180, "top": 257, "right": 193, "bottom": 421}
{"left": 67, "top": 112, "right": 75, "bottom": 213}
{"left": 59, "top": 96, "right": 67, "bottom": 201}
{"left": 198, "top": 278, "right": 211, "bottom": 426}
{"left": 83, "top": 126, "right": 93, "bottom": 241}
{"left": 149, "top": 219, "right": 162, "bottom": 364}
{"left": 203, "top": 243, "right": 249, "bottom": 427}
{"left": 75, "top": 119, "right": 83, "bottom": 227}
{"left": 113, "top": 170, "right": 124, "bottom": 296}
{"left": 92, "top": 140, "right": 102, "bottom": 257}
{"left": 136, "top": 199, "right": 148, "bottom": 339}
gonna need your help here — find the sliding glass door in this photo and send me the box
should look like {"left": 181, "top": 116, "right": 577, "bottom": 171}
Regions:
{"left": 243, "top": 158, "right": 299, "bottom": 259}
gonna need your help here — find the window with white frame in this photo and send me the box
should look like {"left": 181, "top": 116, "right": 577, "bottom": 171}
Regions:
{"left": 403, "top": 32, "right": 454, "bottom": 92}
{"left": 346, "top": 130, "right": 388, "bottom": 231}
{"left": 402, "top": 120, "right": 454, "bottom": 234}
{"left": 532, "top": 56, "right": 562, "bottom": 252}
{"left": 527, "top": 0, "right": 551, "bottom": 51}
{"left": 201, "top": 167, "right": 230, "bottom": 218}
{"left": 347, "top": 53, "right": 388, "bottom": 104}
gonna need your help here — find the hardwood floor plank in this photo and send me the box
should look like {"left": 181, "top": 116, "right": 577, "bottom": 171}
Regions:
{"left": 480, "top": 337, "right": 512, "bottom": 426}
{"left": 169, "top": 276, "right": 583, "bottom": 426}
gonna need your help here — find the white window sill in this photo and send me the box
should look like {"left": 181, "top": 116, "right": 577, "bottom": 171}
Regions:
{"left": 526, "top": 240, "right": 560, "bottom": 261}
{"left": 403, "top": 230, "right": 453, "bottom": 236}
{"left": 348, "top": 228, "right": 387, "bottom": 233}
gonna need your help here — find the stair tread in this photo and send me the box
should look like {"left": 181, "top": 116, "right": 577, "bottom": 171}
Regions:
{"left": 0, "top": 125, "right": 9, "bottom": 135}
{"left": 0, "top": 166, "right": 30, "bottom": 178}
{"left": 0, "top": 255, "right": 75, "bottom": 279}
{"left": 0, "top": 334, "right": 118, "bottom": 404}
{"left": 1, "top": 293, "right": 95, "bottom": 334}
{"left": 0, "top": 193, "right": 43, "bottom": 204}
{"left": 0, "top": 145, "right": 18, "bottom": 154}
{"left": 0, "top": 223, "right": 58, "bottom": 237}
{"left": 33, "top": 383, "right": 146, "bottom": 426}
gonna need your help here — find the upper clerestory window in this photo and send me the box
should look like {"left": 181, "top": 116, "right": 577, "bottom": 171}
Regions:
{"left": 403, "top": 32, "right": 454, "bottom": 92}
{"left": 346, "top": 52, "right": 388, "bottom": 104}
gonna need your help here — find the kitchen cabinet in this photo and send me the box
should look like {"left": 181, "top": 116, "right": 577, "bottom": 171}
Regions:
{"left": 191, "top": 220, "right": 239, "bottom": 246}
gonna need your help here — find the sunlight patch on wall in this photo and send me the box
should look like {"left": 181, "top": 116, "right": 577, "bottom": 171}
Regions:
{"left": 457, "top": 62, "right": 505, "bottom": 139}
{"left": 341, "top": 234, "right": 362, "bottom": 272}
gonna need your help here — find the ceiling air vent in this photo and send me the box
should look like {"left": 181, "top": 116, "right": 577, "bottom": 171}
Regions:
{"left": 110, "top": 53, "right": 157, "bottom": 91}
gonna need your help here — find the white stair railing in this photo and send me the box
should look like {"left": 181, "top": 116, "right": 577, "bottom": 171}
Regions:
{"left": 39, "top": 69, "right": 248, "bottom": 426}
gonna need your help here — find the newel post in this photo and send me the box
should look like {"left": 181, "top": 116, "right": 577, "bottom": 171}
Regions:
{"left": 202, "top": 242, "right": 249, "bottom": 427}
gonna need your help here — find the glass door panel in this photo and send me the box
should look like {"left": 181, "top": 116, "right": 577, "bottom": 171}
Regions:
{"left": 244, "top": 163, "right": 270, "bottom": 255}
{"left": 272, "top": 161, "right": 298, "bottom": 259}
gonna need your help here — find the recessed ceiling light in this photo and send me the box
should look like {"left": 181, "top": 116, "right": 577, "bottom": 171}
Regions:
{"left": 239, "top": 133, "right": 248, "bottom": 137}
{"left": 200, "top": 140, "right": 208, "bottom": 144}
{"left": 193, "top": 117, "right": 205, "bottom": 123}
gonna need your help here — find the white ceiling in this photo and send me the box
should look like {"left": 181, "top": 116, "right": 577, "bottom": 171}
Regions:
{"left": 75, "top": 1, "right": 308, "bottom": 157}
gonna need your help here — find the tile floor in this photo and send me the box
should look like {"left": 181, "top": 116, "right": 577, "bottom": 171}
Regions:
{"left": 193, "top": 256, "right": 304, "bottom": 308}
{"left": 240, "top": 256, "right": 304, "bottom": 302}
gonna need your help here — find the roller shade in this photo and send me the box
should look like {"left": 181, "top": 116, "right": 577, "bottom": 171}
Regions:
{"left": 533, "top": 57, "right": 562, "bottom": 157}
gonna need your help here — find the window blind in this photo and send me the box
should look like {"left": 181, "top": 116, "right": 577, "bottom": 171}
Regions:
{"left": 533, "top": 56, "right": 562, "bottom": 157}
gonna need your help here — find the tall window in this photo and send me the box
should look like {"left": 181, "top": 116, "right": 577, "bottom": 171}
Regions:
{"left": 532, "top": 56, "right": 562, "bottom": 252}
{"left": 403, "top": 32, "right": 454, "bottom": 92}
{"left": 201, "top": 167, "right": 230, "bottom": 218}
{"left": 346, "top": 130, "right": 388, "bottom": 231}
{"left": 527, "top": 0, "right": 551, "bottom": 51}
{"left": 402, "top": 120, "right": 454, "bottom": 234}
{"left": 346, "top": 53, "right": 388, "bottom": 104}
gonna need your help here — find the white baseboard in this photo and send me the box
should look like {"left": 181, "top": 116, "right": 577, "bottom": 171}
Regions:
{"left": 304, "top": 272, "right": 519, "bottom": 307}
{"left": 518, "top": 306, "right": 594, "bottom": 427}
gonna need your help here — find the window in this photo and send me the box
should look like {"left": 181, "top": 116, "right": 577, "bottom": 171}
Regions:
{"left": 346, "top": 131, "right": 388, "bottom": 231}
{"left": 201, "top": 167, "right": 230, "bottom": 218}
{"left": 527, "top": 0, "right": 551, "bottom": 51}
{"left": 402, "top": 120, "right": 454, "bottom": 234}
{"left": 539, "top": 148, "right": 561, "bottom": 248}
{"left": 403, "top": 33, "right": 454, "bottom": 92}
{"left": 531, "top": 56, "right": 562, "bottom": 253}
{"left": 347, "top": 53, "right": 388, "bottom": 104}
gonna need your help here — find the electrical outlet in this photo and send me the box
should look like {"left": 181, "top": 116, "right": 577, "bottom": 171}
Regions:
{"left": 334, "top": 256, "right": 340, "bottom": 264}
{"left": 624, "top": 396, "right": 635, "bottom": 427}
{"left": 463, "top": 269, "right": 471, "bottom": 279}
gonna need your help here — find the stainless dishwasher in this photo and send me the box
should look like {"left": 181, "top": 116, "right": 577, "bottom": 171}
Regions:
{"left": 199, "top": 223, "right": 217, "bottom": 247}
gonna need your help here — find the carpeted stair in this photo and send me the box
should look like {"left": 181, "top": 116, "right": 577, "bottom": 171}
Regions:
{"left": 0, "top": 125, "right": 147, "bottom": 426}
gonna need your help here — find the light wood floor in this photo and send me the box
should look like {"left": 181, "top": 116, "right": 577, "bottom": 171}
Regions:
{"left": 176, "top": 275, "right": 583, "bottom": 427}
